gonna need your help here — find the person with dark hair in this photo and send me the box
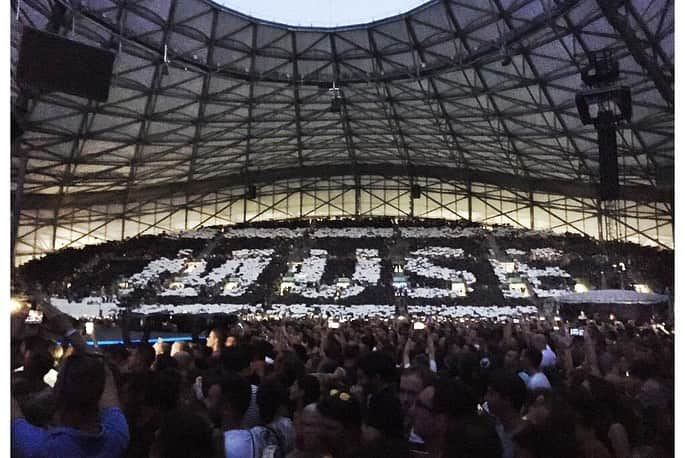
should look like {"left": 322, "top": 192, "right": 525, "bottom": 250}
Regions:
{"left": 399, "top": 366, "right": 434, "bottom": 448}
{"left": 12, "top": 354, "right": 129, "bottom": 457}
{"left": 149, "top": 409, "right": 216, "bottom": 458}
{"left": 12, "top": 345, "right": 56, "bottom": 427}
{"left": 444, "top": 415, "right": 503, "bottom": 458}
{"left": 399, "top": 367, "right": 434, "bottom": 417}
{"left": 216, "top": 372, "right": 264, "bottom": 457}
{"left": 288, "top": 403, "right": 325, "bottom": 458}
{"left": 409, "top": 377, "right": 477, "bottom": 457}
{"left": 290, "top": 374, "right": 321, "bottom": 418}
{"left": 521, "top": 347, "right": 551, "bottom": 391}
{"left": 356, "top": 350, "right": 396, "bottom": 403}
{"left": 220, "top": 345, "right": 262, "bottom": 429}
{"left": 129, "top": 343, "right": 156, "bottom": 374}
{"left": 484, "top": 370, "right": 528, "bottom": 458}
{"left": 316, "top": 389, "right": 363, "bottom": 457}
{"left": 257, "top": 379, "right": 296, "bottom": 456}
{"left": 207, "top": 327, "right": 227, "bottom": 357}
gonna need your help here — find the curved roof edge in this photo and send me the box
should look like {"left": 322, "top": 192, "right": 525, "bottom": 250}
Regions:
{"left": 204, "top": 0, "right": 436, "bottom": 32}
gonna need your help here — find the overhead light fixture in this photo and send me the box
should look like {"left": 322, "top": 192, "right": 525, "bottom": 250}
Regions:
{"left": 328, "top": 81, "right": 343, "bottom": 113}
{"left": 161, "top": 43, "right": 170, "bottom": 76}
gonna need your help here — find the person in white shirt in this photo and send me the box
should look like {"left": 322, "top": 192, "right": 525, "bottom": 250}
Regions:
{"left": 213, "top": 373, "right": 269, "bottom": 458}
{"left": 521, "top": 348, "right": 552, "bottom": 391}
{"left": 533, "top": 334, "right": 557, "bottom": 369}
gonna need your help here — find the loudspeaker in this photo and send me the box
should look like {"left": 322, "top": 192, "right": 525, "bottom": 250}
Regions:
{"left": 246, "top": 185, "right": 257, "bottom": 199}
{"left": 411, "top": 184, "right": 422, "bottom": 199}
{"left": 17, "top": 27, "right": 115, "bottom": 102}
{"left": 598, "top": 125, "right": 619, "bottom": 200}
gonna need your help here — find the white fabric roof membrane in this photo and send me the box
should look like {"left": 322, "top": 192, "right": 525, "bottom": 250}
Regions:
{"left": 11, "top": 0, "right": 673, "bottom": 210}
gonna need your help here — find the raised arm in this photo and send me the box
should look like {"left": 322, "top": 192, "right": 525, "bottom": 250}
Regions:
{"left": 39, "top": 299, "right": 91, "bottom": 354}
{"left": 99, "top": 362, "right": 121, "bottom": 410}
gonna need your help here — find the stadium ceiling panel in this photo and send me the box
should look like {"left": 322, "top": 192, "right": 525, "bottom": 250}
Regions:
{"left": 10, "top": 0, "right": 674, "bottom": 259}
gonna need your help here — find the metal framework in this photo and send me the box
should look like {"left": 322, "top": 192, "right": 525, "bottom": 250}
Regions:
{"left": 11, "top": 0, "right": 673, "bottom": 264}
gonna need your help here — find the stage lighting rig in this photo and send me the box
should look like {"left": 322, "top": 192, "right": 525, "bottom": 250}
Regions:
{"left": 575, "top": 49, "right": 631, "bottom": 201}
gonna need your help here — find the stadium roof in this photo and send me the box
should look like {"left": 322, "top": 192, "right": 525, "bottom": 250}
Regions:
{"left": 11, "top": 0, "right": 673, "bottom": 210}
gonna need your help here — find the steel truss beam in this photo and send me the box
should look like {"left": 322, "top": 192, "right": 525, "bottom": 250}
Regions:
{"left": 20, "top": 163, "right": 672, "bottom": 210}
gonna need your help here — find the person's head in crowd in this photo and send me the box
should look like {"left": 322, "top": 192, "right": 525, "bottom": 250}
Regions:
{"left": 153, "top": 340, "right": 170, "bottom": 357}
{"left": 150, "top": 368, "right": 182, "bottom": 412}
{"left": 213, "top": 372, "right": 252, "bottom": 430}
{"left": 531, "top": 334, "right": 548, "bottom": 353}
{"left": 484, "top": 369, "right": 526, "bottom": 420}
{"left": 357, "top": 351, "right": 395, "bottom": 396}
{"left": 503, "top": 348, "right": 521, "bottom": 372}
{"left": 399, "top": 366, "right": 434, "bottom": 416}
{"left": 149, "top": 409, "right": 214, "bottom": 458}
{"left": 322, "top": 333, "right": 343, "bottom": 363}
{"left": 520, "top": 347, "right": 543, "bottom": 374}
{"left": 106, "top": 344, "right": 130, "bottom": 371}
{"left": 294, "top": 403, "right": 325, "bottom": 455}
{"left": 206, "top": 327, "right": 226, "bottom": 354}
{"left": 225, "top": 334, "right": 238, "bottom": 348}
{"left": 19, "top": 347, "right": 54, "bottom": 390}
{"left": 170, "top": 341, "right": 186, "bottom": 358}
{"left": 274, "top": 350, "right": 305, "bottom": 388}
{"left": 172, "top": 350, "right": 194, "bottom": 374}
{"left": 153, "top": 353, "right": 178, "bottom": 372}
{"left": 290, "top": 374, "right": 321, "bottom": 409}
{"left": 410, "top": 377, "right": 476, "bottom": 455}
{"left": 362, "top": 390, "right": 404, "bottom": 443}
{"left": 316, "top": 389, "right": 362, "bottom": 456}
{"left": 444, "top": 415, "right": 503, "bottom": 458}
{"left": 129, "top": 343, "right": 156, "bottom": 373}
{"left": 516, "top": 390, "right": 581, "bottom": 458}
{"left": 257, "top": 379, "right": 288, "bottom": 424}
{"left": 53, "top": 353, "right": 106, "bottom": 426}
{"left": 220, "top": 344, "right": 252, "bottom": 376}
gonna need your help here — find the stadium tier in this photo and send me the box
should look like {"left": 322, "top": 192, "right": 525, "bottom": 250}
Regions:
{"left": 16, "top": 218, "right": 672, "bottom": 320}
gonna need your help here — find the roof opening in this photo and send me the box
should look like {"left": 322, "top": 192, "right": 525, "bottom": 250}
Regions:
{"left": 212, "top": 0, "right": 429, "bottom": 27}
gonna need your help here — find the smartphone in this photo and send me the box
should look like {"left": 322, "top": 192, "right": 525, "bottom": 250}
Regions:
{"left": 24, "top": 309, "right": 44, "bottom": 324}
{"left": 570, "top": 328, "right": 584, "bottom": 337}
{"left": 513, "top": 318, "right": 520, "bottom": 324}
{"left": 328, "top": 320, "right": 340, "bottom": 329}
{"left": 413, "top": 322, "right": 426, "bottom": 330}
{"left": 85, "top": 321, "right": 95, "bottom": 335}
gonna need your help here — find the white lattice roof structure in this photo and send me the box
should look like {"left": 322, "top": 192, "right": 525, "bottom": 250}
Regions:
{"left": 11, "top": 0, "right": 674, "bottom": 264}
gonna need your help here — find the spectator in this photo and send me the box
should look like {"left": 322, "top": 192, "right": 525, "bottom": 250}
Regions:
{"left": 257, "top": 379, "right": 296, "bottom": 456}
{"left": 316, "top": 389, "right": 363, "bottom": 457}
{"left": 409, "top": 377, "right": 476, "bottom": 457}
{"left": 12, "top": 354, "right": 129, "bottom": 457}
{"left": 206, "top": 327, "right": 226, "bottom": 357}
{"left": 149, "top": 409, "right": 216, "bottom": 458}
{"left": 398, "top": 366, "right": 434, "bottom": 446}
{"left": 288, "top": 403, "right": 325, "bottom": 458}
{"left": 484, "top": 369, "right": 528, "bottom": 458}
{"left": 521, "top": 347, "right": 551, "bottom": 390}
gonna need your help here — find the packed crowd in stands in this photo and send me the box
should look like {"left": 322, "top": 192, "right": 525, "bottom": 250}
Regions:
{"left": 16, "top": 218, "right": 674, "bottom": 311}
{"left": 11, "top": 297, "right": 673, "bottom": 457}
